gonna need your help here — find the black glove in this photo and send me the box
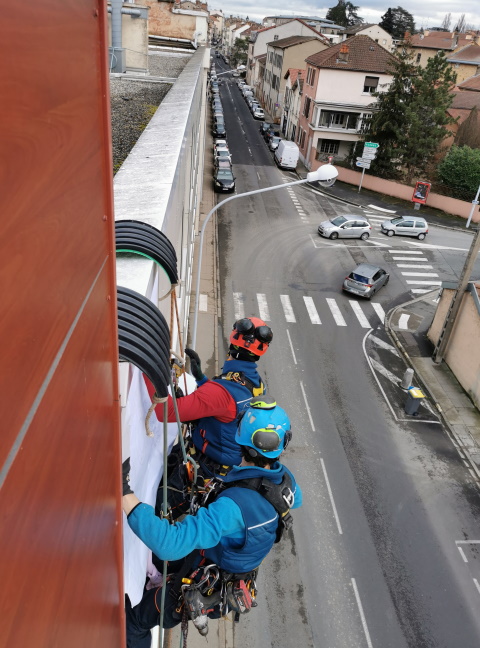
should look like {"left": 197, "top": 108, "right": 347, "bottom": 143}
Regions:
{"left": 185, "top": 348, "right": 205, "bottom": 382}
{"left": 122, "top": 458, "right": 133, "bottom": 496}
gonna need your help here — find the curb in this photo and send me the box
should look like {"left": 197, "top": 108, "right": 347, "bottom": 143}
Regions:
{"left": 385, "top": 293, "right": 480, "bottom": 481}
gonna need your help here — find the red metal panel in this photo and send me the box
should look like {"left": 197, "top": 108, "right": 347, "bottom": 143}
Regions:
{"left": 0, "top": 1, "right": 123, "bottom": 646}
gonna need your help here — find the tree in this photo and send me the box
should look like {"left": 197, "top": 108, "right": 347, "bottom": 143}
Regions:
{"left": 438, "top": 146, "right": 480, "bottom": 195}
{"left": 379, "top": 6, "right": 415, "bottom": 39}
{"left": 440, "top": 13, "right": 452, "bottom": 30}
{"left": 230, "top": 37, "right": 248, "bottom": 66}
{"left": 362, "top": 48, "right": 457, "bottom": 181}
{"left": 326, "top": 0, "right": 364, "bottom": 28}
{"left": 455, "top": 107, "right": 480, "bottom": 149}
{"left": 453, "top": 13, "right": 466, "bottom": 33}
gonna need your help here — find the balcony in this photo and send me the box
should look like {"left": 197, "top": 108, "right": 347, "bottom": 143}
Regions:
{"left": 313, "top": 110, "right": 367, "bottom": 134}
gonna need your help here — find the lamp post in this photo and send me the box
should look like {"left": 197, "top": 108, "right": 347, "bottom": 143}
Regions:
{"left": 191, "top": 165, "right": 339, "bottom": 348}
{"left": 466, "top": 183, "right": 480, "bottom": 229}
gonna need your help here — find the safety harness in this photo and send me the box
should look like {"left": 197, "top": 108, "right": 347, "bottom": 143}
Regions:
{"left": 215, "top": 370, "right": 264, "bottom": 398}
{"left": 171, "top": 471, "right": 295, "bottom": 640}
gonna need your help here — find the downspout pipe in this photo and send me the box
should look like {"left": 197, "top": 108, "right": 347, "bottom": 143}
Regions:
{"left": 109, "top": 0, "right": 127, "bottom": 73}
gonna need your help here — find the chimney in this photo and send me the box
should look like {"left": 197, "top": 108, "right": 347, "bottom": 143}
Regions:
{"left": 337, "top": 42, "right": 349, "bottom": 63}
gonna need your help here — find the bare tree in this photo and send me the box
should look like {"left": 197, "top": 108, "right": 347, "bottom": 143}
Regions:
{"left": 454, "top": 13, "right": 467, "bottom": 33}
{"left": 455, "top": 107, "right": 480, "bottom": 149}
{"left": 440, "top": 13, "right": 451, "bottom": 30}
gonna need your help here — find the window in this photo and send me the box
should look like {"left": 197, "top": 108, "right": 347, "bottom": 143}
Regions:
{"left": 306, "top": 67, "right": 316, "bottom": 86}
{"left": 402, "top": 221, "right": 414, "bottom": 228}
{"left": 363, "top": 76, "right": 379, "bottom": 93}
{"left": 317, "top": 139, "right": 340, "bottom": 156}
{"left": 274, "top": 35, "right": 279, "bottom": 40}
{"left": 416, "top": 53, "right": 421, "bottom": 63}
{"left": 298, "top": 128, "right": 306, "bottom": 149}
{"left": 303, "top": 96, "right": 312, "bottom": 118}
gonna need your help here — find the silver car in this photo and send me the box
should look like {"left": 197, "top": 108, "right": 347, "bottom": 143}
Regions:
{"left": 381, "top": 216, "right": 428, "bottom": 239}
{"left": 318, "top": 214, "right": 372, "bottom": 240}
{"left": 269, "top": 136, "right": 281, "bottom": 151}
{"left": 343, "top": 263, "right": 389, "bottom": 299}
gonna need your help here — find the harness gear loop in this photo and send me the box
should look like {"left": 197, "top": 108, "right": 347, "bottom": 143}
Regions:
{"left": 145, "top": 393, "right": 168, "bottom": 437}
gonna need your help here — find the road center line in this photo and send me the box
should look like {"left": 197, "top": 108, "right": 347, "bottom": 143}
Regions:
{"left": 473, "top": 579, "right": 480, "bottom": 596}
{"left": 351, "top": 578, "right": 374, "bottom": 648}
{"left": 300, "top": 380, "right": 315, "bottom": 431}
{"left": 320, "top": 458, "right": 342, "bottom": 534}
{"left": 286, "top": 329, "right": 297, "bottom": 365}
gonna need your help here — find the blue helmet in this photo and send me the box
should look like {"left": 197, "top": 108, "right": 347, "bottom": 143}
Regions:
{"left": 236, "top": 396, "right": 292, "bottom": 459}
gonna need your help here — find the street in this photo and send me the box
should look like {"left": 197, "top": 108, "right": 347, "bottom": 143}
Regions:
{"left": 212, "top": 60, "right": 480, "bottom": 648}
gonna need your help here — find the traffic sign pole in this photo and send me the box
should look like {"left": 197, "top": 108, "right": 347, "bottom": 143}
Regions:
{"left": 358, "top": 167, "right": 366, "bottom": 193}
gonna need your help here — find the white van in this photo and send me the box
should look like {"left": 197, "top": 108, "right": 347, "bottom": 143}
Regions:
{"left": 274, "top": 140, "right": 299, "bottom": 170}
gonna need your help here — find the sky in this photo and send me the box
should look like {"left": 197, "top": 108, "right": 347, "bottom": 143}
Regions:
{"left": 211, "top": 1, "right": 479, "bottom": 31}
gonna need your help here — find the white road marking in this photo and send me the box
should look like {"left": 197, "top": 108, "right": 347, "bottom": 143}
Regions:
{"left": 286, "top": 329, "right": 297, "bottom": 365}
{"left": 367, "top": 203, "right": 396, "bottom": 213}
{"left": 455, "top": 540, "right": 480, "bottom": 544}
{"left": 458, "top": 546, "right": 468, "bottom": 562}
{"left": 370, "top": 357, "right": 400, "bottom": 384}
{"left": 393, "top": 257, "right": 428, "bottom": 261}
{"left": 351, "top": 579, "right": 374, "bottom": 648}
{"left": 320, "top": 458, "right": 342, "bottom": 534}
{"left": 409, "top": 242, "right": 468, "bottom": 251}
{"left": 406, "top": 280, "right": 442, "bottom": 285}
{"left": 398, "top": 314, "right": 411, "bottom": 329}
{"left": 256, "top": 293, "right": 270, "bottom": 321}
{"left": 411, "top": 288, "right": 434, "bottom": 293}
{"left": 233, "top": 292, "right": 244, "bottom": 319}
{"left": 349, "top": 301, "right": 371, "bottom": 328}
{"left": 326, "top": 298, "right": 347, "bottom": 326}
{"left": 303, "top": 296, "right": 321, "bottom": 324}
{"left": 388, "top": 250, "right": 424, "bottom": 254}
{"left": 300, "top": 381, "right": 315, "bottom": 431}
{"left": 371, "top": 303, "right": 385, "bottom": 324}
{"left": 401, "top": 272, "right": 439, "bottom": 277}
{"left": 474, "top": 579, "right": 480, "bottom": 596}
{"left": 199, "top": 294, "right": 208, "bottom": 312}
{"left": 366, "top": 240, "right": 390, "bottom": 247}
{"left": 256, "top": 171, "right": 261, "bottom": 181}
{"left": 280, "top": 294, "right": 296, "bottom": 322}
{"left": 397, "top": 264, "right": 433, "bottom": 269}
{"left": 369, "top": 334, "right": 399, "bottom": 355}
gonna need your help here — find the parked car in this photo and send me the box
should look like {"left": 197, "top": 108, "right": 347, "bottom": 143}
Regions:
{"left": 213, "top": 110, "right": 223, "bottom": 121}
{"left": 246, "top": 97, "right": 256, "bottom": 109}
{"left": 214, "top": 149, "right": 232, "bottom": 165}
{"left": 318, "top": 214, "right": 372, "bottom": 240}
{"left": 243, "top": 91, "right": 254, "bottom": 102}
{"left": 214, "top": 166, "right": 235, "bottom": 193}
{"left": 264, "top": 127, "right": 280, "bottom": 143}
{"left": 237, "top": 80, "right": 246, "bottom": 88}
{"left": 212, "top": 121, "right": 226, "bottom": 137}
{"left": 381, "top": 216, "right": 428, "bottom": 239}
{"left": 260, "top": 122, "right": 272, "bottom": 135}
{"left": 241, "top": 85, "right": 253, "bottom": 96}
{"left": 232, "top": 70, "right": 240, "bottom": 77}
{"left": 343, "top": 263, "right": 389, "bottom": 299}
{"left": 268, "top": 136, "right": 282, "bottom": 151}
{"left": 274, "top": 140, "right": 299, "bottom": 169}
{"left": 253, "top": 107, "right": 265, "bottom": 120}
{"left": 214, "top": 139, "right": 228, "bottom": 150}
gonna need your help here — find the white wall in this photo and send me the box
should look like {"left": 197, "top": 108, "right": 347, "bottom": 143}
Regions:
{"left": 315, "top": 68, "right": 392, "bottom": 104}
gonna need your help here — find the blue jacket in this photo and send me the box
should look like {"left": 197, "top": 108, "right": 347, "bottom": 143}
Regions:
{"left": 127, "top": 463, "right": 302, "bottom": 571}
{"left": 191, "top": 358, "right": 264, "bottom": 468}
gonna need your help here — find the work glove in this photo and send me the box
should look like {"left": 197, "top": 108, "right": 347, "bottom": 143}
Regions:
{"left": 185, "top": 348, "right": 205, "bottom": 382}
{"left": 122, "top": 458, "right": 133, "bottom": 496}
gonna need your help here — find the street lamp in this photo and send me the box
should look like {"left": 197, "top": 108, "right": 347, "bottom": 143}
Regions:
{"left": 191, "top": 165, "right": 339, "bottom": 348}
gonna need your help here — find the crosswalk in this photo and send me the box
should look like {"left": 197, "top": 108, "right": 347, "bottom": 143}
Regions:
{"left": 232, "top": 291, "right": 385, "bottom": 329}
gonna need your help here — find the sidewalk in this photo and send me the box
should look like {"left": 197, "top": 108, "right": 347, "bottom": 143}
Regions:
{"left": 386, "top": 292, "right": 480, "bottom": 476}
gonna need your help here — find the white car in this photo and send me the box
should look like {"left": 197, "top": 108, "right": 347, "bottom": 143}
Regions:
{"left": 253, "top": 107, "right": 265, "bottom": 120}
{"left": 214, "top": 149, "right": 232, "bottom": 164}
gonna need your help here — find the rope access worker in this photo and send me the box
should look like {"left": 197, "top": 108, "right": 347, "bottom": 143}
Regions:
{"left": 144, "top": 317, "right": 273, "bottom": 516}
{"left": 123, "top": 398, "right": 302, "bottom": 647}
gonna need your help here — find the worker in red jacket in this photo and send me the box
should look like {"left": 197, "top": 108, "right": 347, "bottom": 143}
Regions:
{"left": 147, "top": 317, "right": 273, "bottom": 516}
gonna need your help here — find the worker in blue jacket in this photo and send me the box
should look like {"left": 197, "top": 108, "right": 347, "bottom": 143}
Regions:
{"left": 123, "top": 397, "right": 302, "bottom": 647}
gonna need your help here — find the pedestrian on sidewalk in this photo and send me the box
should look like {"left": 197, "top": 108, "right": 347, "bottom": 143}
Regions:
{"left": 123, "top": 398, "right": 302, "bottom": 647}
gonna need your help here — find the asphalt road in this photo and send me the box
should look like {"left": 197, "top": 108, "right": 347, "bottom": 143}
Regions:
{"left": 213, "top": 62, "right": 480, "bottom": 648}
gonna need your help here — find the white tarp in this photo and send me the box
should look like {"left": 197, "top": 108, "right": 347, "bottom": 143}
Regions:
{"left": 123, "top": 366, "right": 196, "bottom": 605}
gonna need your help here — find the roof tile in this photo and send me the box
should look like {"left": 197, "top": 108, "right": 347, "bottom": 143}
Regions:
{"left": 306, "top": 35, "right": 395, "bottom": 73}
{"left": 266, "top": 35, "right": 320, "bottom": 49}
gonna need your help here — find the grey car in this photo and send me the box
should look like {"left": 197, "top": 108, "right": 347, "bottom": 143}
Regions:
{"left": 343, "top": 263, "right": 389, "bottom": 299}
{"left": 318, "top": 214, "right": 372, "bottom": 240}
{"left": 381, "top": 216, "right": 428, "bottom": 239}
{"left": 269, "top": 136, "right": 281, "bottom": 151}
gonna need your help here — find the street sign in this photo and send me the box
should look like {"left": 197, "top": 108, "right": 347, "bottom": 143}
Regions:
{"left": 364, "top": 142, "right": 380, "bottom": 148}
{"left": 361, "top": 150, "right": 377, "bottom": 159}
{"left": 356, "top": 161, "right": 371, "bottom": 169}
{"left": 357, "top": 157, "right": 373, "bottom": 163}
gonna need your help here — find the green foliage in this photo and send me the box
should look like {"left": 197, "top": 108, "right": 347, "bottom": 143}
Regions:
{"left": 438, "top": 146, "right": 480, "bottom": 195}
{"left": 326, "top": 0, "right": 363, "bottom": 28}
{"left": 379, "top": 6, "right": 415, "bottom": 38}
{"left": 231, "top": 37, "right": 248, "bottom": 66}
{"left": 362, "top": 49, "right": 456, "bottom": 181}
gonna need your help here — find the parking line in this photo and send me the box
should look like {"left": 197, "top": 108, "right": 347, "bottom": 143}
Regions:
{"left": 326, "top": 298, "right": 347, "bottom": 326}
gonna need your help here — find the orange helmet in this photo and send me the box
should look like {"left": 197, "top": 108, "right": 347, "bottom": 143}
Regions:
{"left": 229, "top": 317, "right": 273, "bottom": 357}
